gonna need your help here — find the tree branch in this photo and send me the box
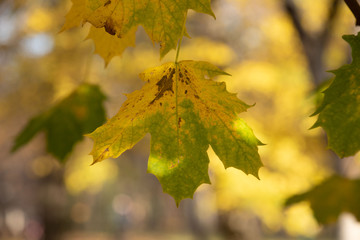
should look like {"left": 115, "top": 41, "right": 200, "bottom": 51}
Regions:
{"left": 283, "top": 0, "right": 342, "bottom": 86}
{"left": 320, "top": 0, "right": 341, "bottom": 45}
{"left": 344, "top": 0, "right": 360, "bottom": 26}
{"left": 284, "top": 0, "right": 307, "bottom": 42}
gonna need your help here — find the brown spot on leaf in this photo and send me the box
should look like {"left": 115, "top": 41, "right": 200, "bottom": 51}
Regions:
{"left": 194, "top": 94, "right": 199, "bottom": 99}
{"left": 104, "top": 0, "right": 111, "bottom": 6}
{"left": 149, "top": 68, "right": 175, "bottom": 104}
{"left": 185, "top": 74, "right": 191, "bottom": 84}
{"left": 181, "top": 69, "right": 192, "bottom": 82}
{"left": 104, "top": 18, "right": 116, "bottom": 35}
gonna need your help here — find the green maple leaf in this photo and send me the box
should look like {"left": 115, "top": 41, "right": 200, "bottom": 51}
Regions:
{"left": 88, "top": 61, "right": 262, "bottom": 204}
{"left": 61, "top": 0, "right": 214, "bottom": 59}
{"left": 12, "top": 84, "right": 106, "bottom": 161}
{"left": 286, "top": 175, "right": 360, "bottom": 224}
{"left": 312, "top": 34, "right": 360, "bottom": 158}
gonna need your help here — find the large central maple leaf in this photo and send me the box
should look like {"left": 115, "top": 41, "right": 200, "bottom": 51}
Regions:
{"left": 63, "top": 0, "right": 214, "bottom": 58}
{"left": 88, "top": 61, "right": 262, "bottom": 204}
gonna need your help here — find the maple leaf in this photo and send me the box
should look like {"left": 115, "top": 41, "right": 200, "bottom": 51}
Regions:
{"left": 286, "top": 175, "right": 360, "bottom": 224}
{"left": 86, "top": 26, "right": 136, "bottom": 66}
{"left": 61, "top": 1, "right": 136, "bottom": 65}
{"left": 62, "top": 0, "right": 214, "bottom": 58}
{"left": 312, "top": 34, "right": 360, "bottom": 158}
{"left": 88, "top": 61, "right": 262, "bottom": 204}
{"left": 60, "top": 0, "right": 87, "bottom": 31}
{"left": 12, "top": 84, "right": 106, "bottom": 161}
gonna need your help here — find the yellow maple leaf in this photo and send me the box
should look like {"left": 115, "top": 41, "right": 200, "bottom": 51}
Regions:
{"left": 61, "top": 0, "right": 215, "bottom": 59}
{"left": 87, "top": 61, "right": 262, "bottom": 203}
{"left": 86, "top": 26, "right": 136, "bottom": 66}
{"left": 60, "top": 0, "right": 88, "bottom": 31}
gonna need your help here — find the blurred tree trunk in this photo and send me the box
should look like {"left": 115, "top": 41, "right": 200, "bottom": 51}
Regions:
{"left": 40, "top": 168, "right": 70, "bottom": 240}
{"left": 217, "top": 210, "right": 262, "bottom": 240}
{"left": 184, "top": 200, "right": 209, "bottom": 240}
{"left": 284, "top": 0, "right": 341, "bottom": 85}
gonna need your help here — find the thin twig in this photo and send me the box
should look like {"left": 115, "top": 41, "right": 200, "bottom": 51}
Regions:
{"left": 344, "top": 0, "right": 360, "bottom": 25}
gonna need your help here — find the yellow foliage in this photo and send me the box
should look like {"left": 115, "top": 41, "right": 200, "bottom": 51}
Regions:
{"left": 60, "top": 0, "right": 88, "bottom": 32}
{"left": 86, "top": 26, "right": 136, "bottom": 66}
{"left": 65, "top": 155, "right": 118, "bottom": 195}
{"left": 211, "top": 59, "right": 330, "bottom": 235}
{"left": 26, "top": 8, "right": 54, "bottom": 32}
{"left": 61, "top": 0, "right": 214, "bottom": 59}
{"left": 293, "top": 0, "right": 331, "bottom": 33}
{"left": 284, "top": 203, "right": 320, "bottom": 236}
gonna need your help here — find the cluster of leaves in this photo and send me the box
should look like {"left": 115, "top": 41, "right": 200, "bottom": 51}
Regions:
{"left": 14, "top": 0, "right": 262, "bottom": 204}
{"left": 12, "top": 0, "right": 360, "bottom": 213}
{"left": 61, "top": 0, "right": 214, "bottom": 64}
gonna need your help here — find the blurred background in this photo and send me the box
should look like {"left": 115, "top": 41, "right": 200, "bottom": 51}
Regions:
{"left": 1, "top": 0, "right": 360, "bottom": 239}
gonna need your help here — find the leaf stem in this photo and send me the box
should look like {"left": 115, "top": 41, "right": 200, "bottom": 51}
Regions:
{"left": 175, "top": 11, "right": 187, "bottom": 64}
{"left": 174, "top": 11, "right": 187, "bottom": 160}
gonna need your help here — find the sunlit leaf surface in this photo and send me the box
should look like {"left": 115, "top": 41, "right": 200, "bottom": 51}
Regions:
{"left": 88, "top": 61, "right": 262, "bottom": 204}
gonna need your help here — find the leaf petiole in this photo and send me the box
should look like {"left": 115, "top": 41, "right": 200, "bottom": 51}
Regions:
{"left": 174, "top": 11, "right": 187, "bottom": 161}
{"left": 175, "top": 11, "right": 188, "bottom": 64}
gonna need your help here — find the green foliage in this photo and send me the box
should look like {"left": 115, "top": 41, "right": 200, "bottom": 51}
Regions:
{"left": 312, "top": 34, "right": 360, "bottom": 158}
{"left": 88, "top": 61, "right": 262, "bottom": 204}
{"left": 12, "top": 84, "right": 106, "bottom": 161}
{"left": 286, "top": 175, "right": 360, "bottom": 224}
